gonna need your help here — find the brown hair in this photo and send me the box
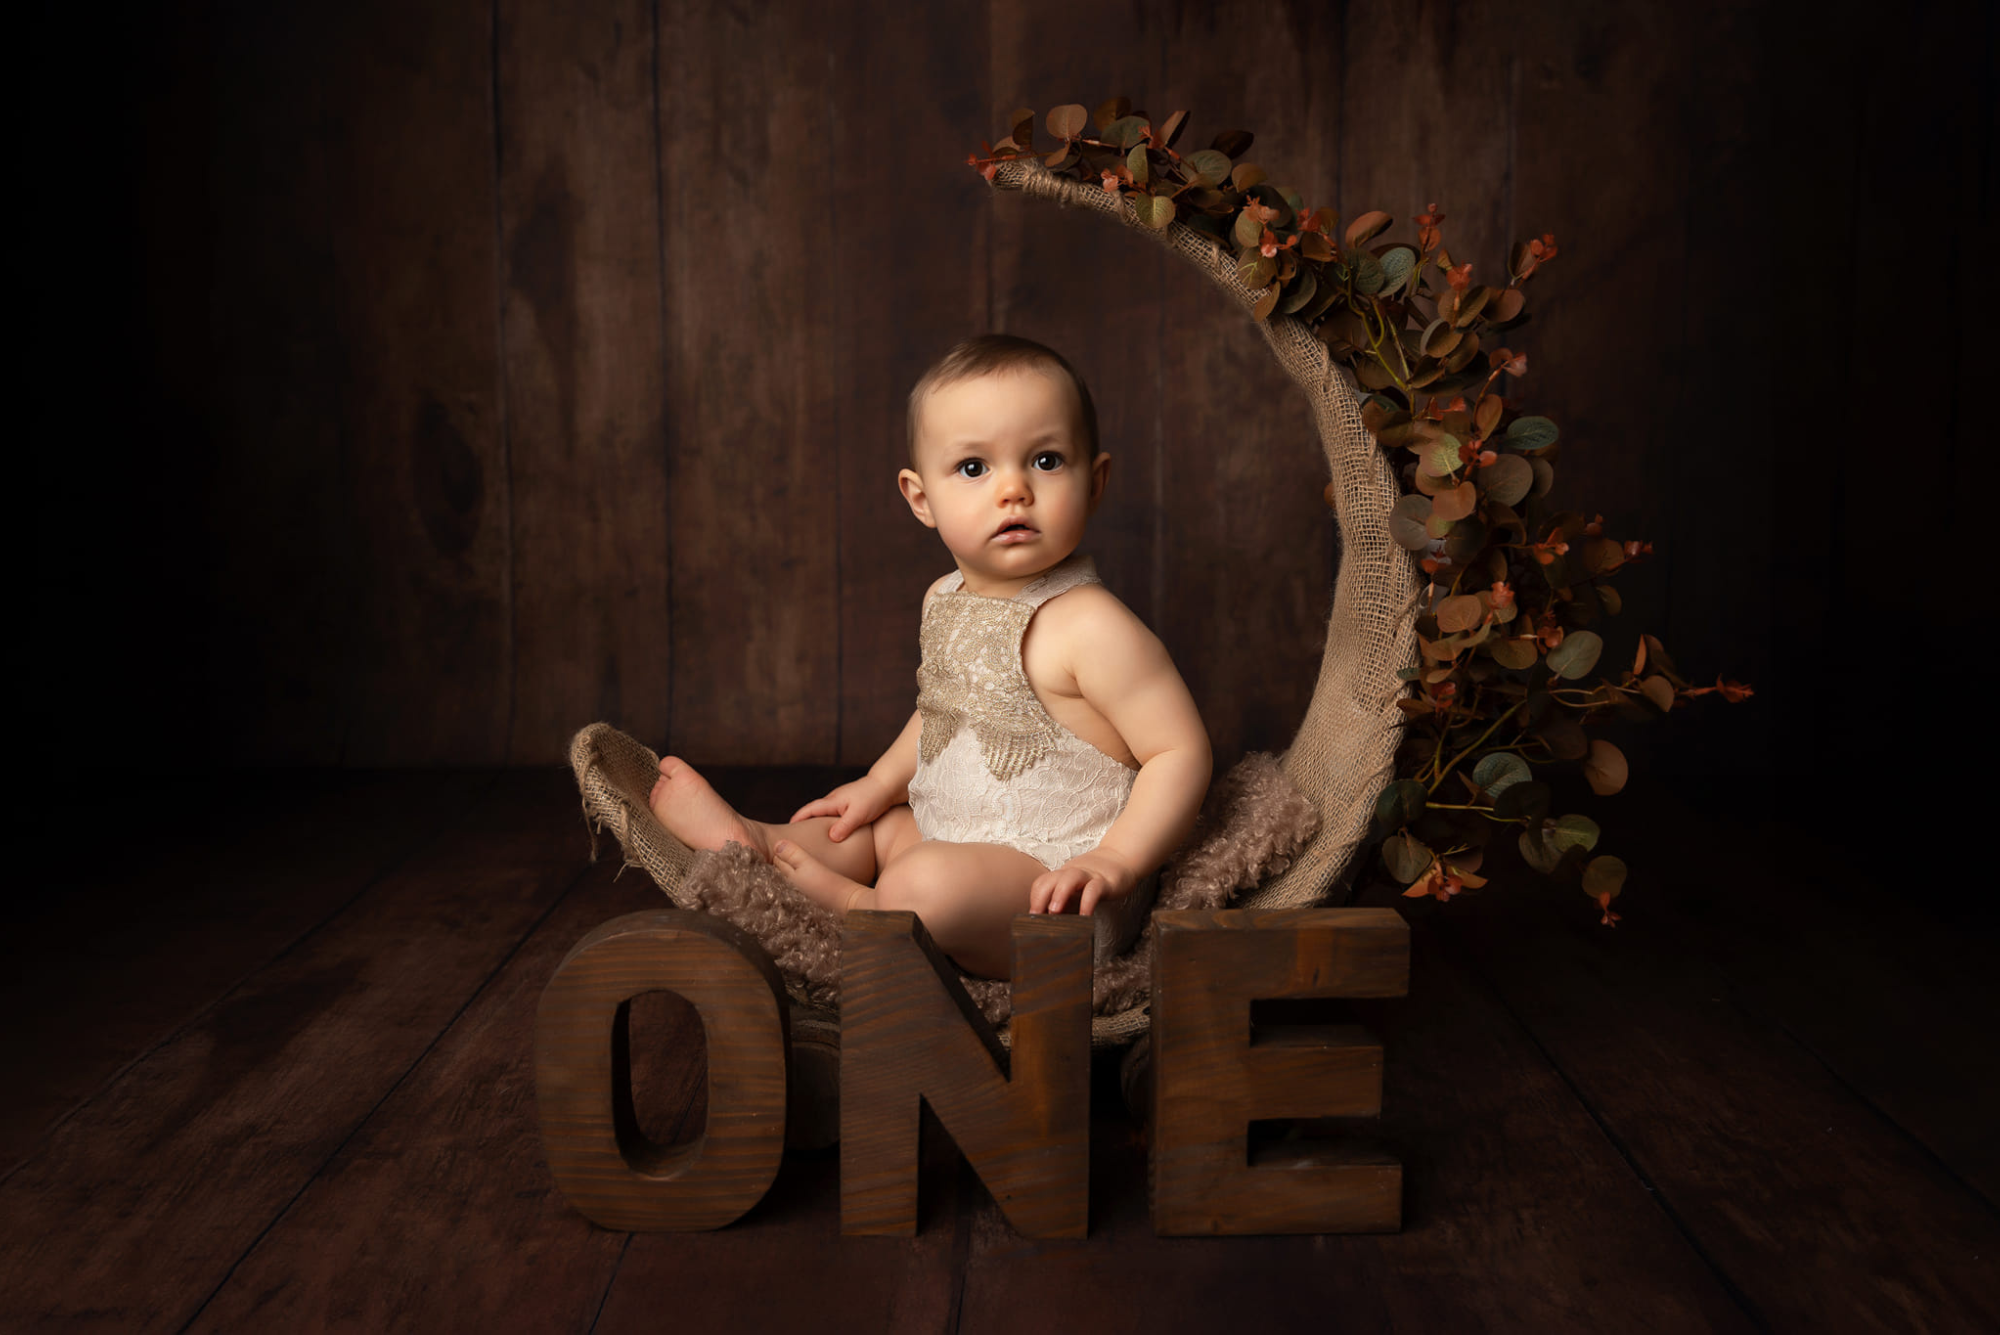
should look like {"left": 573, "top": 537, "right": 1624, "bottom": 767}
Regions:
{"left": 906, "top": 334, "right": 1099, "bottom": 465}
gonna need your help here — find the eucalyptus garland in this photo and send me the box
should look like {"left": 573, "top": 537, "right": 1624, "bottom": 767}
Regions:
{"left": 972, "top": 99, "right": 1751, "bottom": 924}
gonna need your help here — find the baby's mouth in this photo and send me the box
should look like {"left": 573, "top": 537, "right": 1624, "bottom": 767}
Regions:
{"left": 993, "top": 519, "right": 1038, "bottom": 543}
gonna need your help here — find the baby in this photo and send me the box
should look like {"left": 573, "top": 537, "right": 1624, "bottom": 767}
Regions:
{"left": 648, "top": 334, "right": 1211, "bottom": 980}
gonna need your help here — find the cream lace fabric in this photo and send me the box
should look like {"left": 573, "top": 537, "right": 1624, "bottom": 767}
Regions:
{"left": 907, "top": 553, "right": 1155, "bottom": 959}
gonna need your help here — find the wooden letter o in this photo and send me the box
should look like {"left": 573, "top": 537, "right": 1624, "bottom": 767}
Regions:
{"left": 535, "top": 910, "right": 789, "bottom": 1230}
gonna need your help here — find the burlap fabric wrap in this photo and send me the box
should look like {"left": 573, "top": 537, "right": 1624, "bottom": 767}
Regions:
{"left": 566, "top": 158, "right": 1419, "bottom": 1049}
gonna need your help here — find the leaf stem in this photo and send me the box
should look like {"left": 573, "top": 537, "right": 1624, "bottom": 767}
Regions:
{"left": 1427, "top": 700, "right": 1525, "bottom": 795}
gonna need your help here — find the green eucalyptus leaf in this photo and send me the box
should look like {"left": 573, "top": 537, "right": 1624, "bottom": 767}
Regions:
{"left": 1379, "top": 245, "right": 1416, "bottom": 293}
{"left": 1391, "top": 494, "right": 1434, "bottom": 551}
{"left": 1383, "top": 778, "right": 1428, "bottom": 827}
{"left": 1471, "top": 751, "right": 1530, "bottom": 796}
{"left": 1278, "top": 267, "right": 1319, "bottom": 314}
{"left": 1126, "top": 144, "right": 1150, "bottom": 186}
{"left": 1518, "top": 825, "right": 1564, "bottom": 873}
{"left": 1422, "top": 435, "right": 1462, "bottom": 478}
{"left": 1133, "top": 193, "right": 1176, "bottom": 229}
{"left": 1185, "top": 149, "right": 1232, "bottom": 186}
{"left": 1233, "top": 209, "right": 1265, "bottom": 249}
{"left": 1548, "top": 813, "right": 1601, "bottom": 854}
{"left": 1353, "top": 252, "right": 1386, "bottom": 295}
{"left": 1505, "top": 415, "right": 1560, "bottom": 451}
{"left": 1546, "top": 630, "right": 1603, "bottom": 680}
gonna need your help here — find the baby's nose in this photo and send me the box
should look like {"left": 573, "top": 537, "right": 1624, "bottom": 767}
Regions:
{"left": 996, "top": 467, "right": 1033, "bottom": 500}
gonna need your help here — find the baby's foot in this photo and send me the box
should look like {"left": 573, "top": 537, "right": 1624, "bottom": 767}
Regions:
{"left": 648, "top": 757, "right": 768, "bottom": 859}
{"left": 772, "top": 840, "right": 874, "bottom": 914}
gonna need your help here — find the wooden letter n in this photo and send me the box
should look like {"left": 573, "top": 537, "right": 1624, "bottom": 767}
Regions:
{"left": 535, "top": 911, "right": 789, "bottom": 1231}
{"left": 1151, "top": 907, "right": 1408, "bottom": 1235}
{"left": 840, "top": 911, "right": 1092, "bottom": 1237}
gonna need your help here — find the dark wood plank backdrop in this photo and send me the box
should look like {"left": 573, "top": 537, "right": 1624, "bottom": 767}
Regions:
{"left": 28, "top": 0, "right": 1986, "bottom": 794}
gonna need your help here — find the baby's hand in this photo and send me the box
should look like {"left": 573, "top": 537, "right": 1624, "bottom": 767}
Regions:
{"left": 1031, "top": 850, "right": 1136, "bottom": 917}
{"left": 789, "top": 774, "right": 893, "bottom": 843}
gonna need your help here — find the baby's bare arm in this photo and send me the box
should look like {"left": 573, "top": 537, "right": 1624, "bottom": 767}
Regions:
{"left": 790, "top": 709, "right": 921, "bottom": 839}
{"left": 792, "top": 575, "right": 949, "bottom": 840}
{"left": 1033, "top": 595, "right": 1211, "bottom": 914}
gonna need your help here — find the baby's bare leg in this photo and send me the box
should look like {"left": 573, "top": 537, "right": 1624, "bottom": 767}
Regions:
{"left": 772, "top": 807, "right": 919, "bottom": 911}
{"left": 870, "top": 840, "right": 1046, "bottom": 980}
{"left": 650, "top": 758, "right": 886, "bottom": 883}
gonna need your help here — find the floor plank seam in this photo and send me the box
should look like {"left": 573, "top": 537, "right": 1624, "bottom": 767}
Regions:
{"left": 584, "top": 1232, "right": 634, "bottom": 1333}
{"left": 170, "top": 848, "right": 593, "bottom": 1335}
{"left": 1430, "top": 923, "right": 1776, "bottom": 1334}
{"left": 1644, "top": 903, "right": 2000, "bottom": 1221}
{"left": 1769, "top": 1015, "right": 2000, "bottom": 1221}
{"left": 0, "top": 774, "right": 498, "bottom": 1192}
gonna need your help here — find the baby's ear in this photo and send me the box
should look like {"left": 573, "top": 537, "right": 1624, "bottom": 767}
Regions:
{"left": 1087, "top": 452, "right": 1112, "bottom": 512}
{"left": 898, "top": 468, "right": 936, "bottom": 528}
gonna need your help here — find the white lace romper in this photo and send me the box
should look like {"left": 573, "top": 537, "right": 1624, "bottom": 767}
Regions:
{"left": 906, "top": 552, "right": 1158, "bottom": 960}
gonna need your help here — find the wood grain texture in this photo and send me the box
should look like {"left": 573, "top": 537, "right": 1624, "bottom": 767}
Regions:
{"left": 536, "top": 910, "right": 791, "bottom": 1231}
{"left": 841, "top": 911, "right": 1092, "bottom": 1237}
{"left": 1149, "top": 908, "right": 1407, "bottom": 1235}
{"left": 1151, "top": 5, "right": 1343, "bottom": 769}
{"left": 178, "top": 0, "right": 1922, "bottom": 781}
{"left": 330, "top": 0, "right": 514, "bottom": 763}
{"left": 0, "top": 772, "right": 586, "bottom": 1333}
{"left": 498, "top": 0, "right": 673, "bottom": 761}
{"left": 596, "top": 1104, "right": 968, "bottom": 1335}
{"left": 1424, "top": 840, "right": 2000, "bottom": 1332}
{"left": 958, "top": 915, "right": 1758, "bottom": 1333}
{"left": 658, "top": 0, "right": 841, "bottom": 763}
{"left": 0, "top": 772, "right": 486, "bottom": 1174}
{"left": 185, "top": 850, "right": 669, "bottom": 1333}
{"left": 987, "top": 1, "right": 1168, "bottom": 633}
{"left": 828, "top": 0, "right": 991, "bottom": 766}
{"left": 1503, "top": 1, "right": 1704, "bottom": 774}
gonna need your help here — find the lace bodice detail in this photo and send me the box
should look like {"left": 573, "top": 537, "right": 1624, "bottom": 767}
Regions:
{"left": 907, "top": 554, "right": 1140, "bottom": 870}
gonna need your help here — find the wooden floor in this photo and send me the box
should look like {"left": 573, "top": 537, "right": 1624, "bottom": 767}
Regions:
{"left": 2, "top": 767, "right": 1995, "bottom": 1333}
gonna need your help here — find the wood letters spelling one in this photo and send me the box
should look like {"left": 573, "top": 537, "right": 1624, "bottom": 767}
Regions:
{"left": 534, "top": 907, "right": 1407, "bottom": 1236}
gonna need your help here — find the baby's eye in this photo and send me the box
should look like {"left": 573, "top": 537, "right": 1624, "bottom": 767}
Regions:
{"left": 954, "top": 458, "right": 988, "bottom": 479}
{"left": 1032, "top": 451, "right": 1065, "bottom": 471}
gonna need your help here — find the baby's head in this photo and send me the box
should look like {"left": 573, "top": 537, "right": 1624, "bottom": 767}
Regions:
{"left": 906, "top": 334, "right": 1099, "bottom": 467}
{"left": 899, "top": 335, "right": 1111, "bottom": 592}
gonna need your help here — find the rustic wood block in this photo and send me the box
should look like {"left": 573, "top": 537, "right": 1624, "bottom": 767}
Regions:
{"left": 840, "top": 911, "right": 1092, "bottom": 1238}
{"left": 535, "top": 910, "right": 790, "bottom": 1231}
{"left": 1150, "top": 907, "right": 1408, "bottom": 1235}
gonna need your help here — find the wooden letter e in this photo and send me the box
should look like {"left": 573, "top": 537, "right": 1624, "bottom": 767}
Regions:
{"left": 1150, "top": 907, "right": 1408, "bottom": 1234}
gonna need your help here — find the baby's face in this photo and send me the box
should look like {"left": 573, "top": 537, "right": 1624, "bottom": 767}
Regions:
{"left": 900, "top": 367, "right": 1109, "bottom": 594}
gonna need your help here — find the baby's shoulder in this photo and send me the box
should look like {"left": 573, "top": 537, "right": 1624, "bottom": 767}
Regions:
{"left": 920, "top": 571, "right": 958, "bottom": 612}
{"left": 1036, "top": 579, "right": 1153, "bottom": 648}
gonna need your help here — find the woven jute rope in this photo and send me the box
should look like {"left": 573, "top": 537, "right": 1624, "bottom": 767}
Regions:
{"left": 995, "top": 160, "right": 1419, "bottom": 912}
{"left": 566, "top": 159, "right": 1419, "bottom": 1049}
